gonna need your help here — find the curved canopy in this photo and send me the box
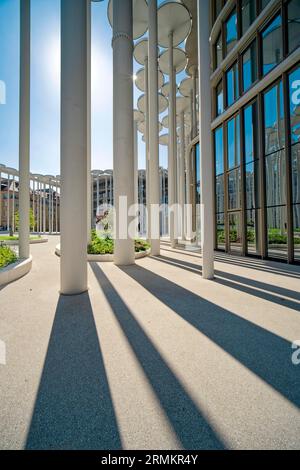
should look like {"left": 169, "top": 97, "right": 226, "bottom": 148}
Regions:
{"left": 135, "top": 67, "right": 164, "bottom": 92}
{"left": 137, "top": 92, "right": 168, "bottom": 114}
{"left": 158, "top": 47, "right": 187, "bottom": 75}
{"left": 157, "top": 1, "right": 191, "bottom": 48}
{"left": 108, "top": 0, "right": 148, "bottom": 40}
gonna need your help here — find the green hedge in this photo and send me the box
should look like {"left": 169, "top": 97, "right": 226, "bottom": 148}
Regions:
{"left": 88, "top": 230, "right": 150, "bottom": 255}
{"left": 0, "top": 246, "right": 17, "bottom": 269}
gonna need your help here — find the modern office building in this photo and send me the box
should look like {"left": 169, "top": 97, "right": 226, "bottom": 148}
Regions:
{"left": 200, "top": 0, "right": 300, "bottom": 263}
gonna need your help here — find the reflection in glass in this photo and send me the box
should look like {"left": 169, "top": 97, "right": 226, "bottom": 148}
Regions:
{"left": 293, "top": 204, "right": 300, "bottom": 260}
{"left": 292, "top": 143, "right": 300, "bottom": 204}
{"left": 215, "top": 126, "right": 224, "bottom": 176}
{"left": 267, "top": 205, "right": 287, "bottom": 259}
{"left": 244, "top": 102, "right": 257, "bottom": 163}
{"left": 227, "top": 115, "right": 240, "bottom": 169}
{"left": 241, "top": 0, "right": 256, "bottom": 36}
{"left": 228, "top": 168, "right": 241, "bottom": 210}
{"left": 216, "top": 33, "right": 223, "bottom": 69}
{"left": 216, "top": 175, "right": 224, "bottom": 213}
{"left": 289, "top": 66, "right": 300, "bottom": 144}
{"left": 265, "top": 150, "right": 286, "bottom": 207}
{"left": 245, "top": 161, "right": 260, "bottom": 209}
{"left": 216, "top": 213, "right": 225, "bottom": 250}
{"left": 226, "top": 9, "right": 238, "bottom": 54}
{"left": 242, "top": 41, "right": 257, "bottom": 92}
{"left": 264, "top": 81, "right": 285, "bottom": 155}
{"left": 247, "top": 209, "right": 261, "bottom": 255}
{"left": 262, "top": 14, "right": 283, "bottom": 76}
{"left": 226, "top": 62, "right": 239, "bottom": 107}
{"left": 288, "top": 0, "right": 300, "bottom": 53}
{"left": 229, "top": 212, "right": 242, "bottom": 254}
{"left": 216, "top": 80, "right": 224, "bottom": 115}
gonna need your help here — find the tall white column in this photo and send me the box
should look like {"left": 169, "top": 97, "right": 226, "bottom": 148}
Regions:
{"left": 144, "top": 57, "right": 151, "bottom": 241}
{"left": 19, "top": 0, "right": 30, "bottom": 258}
{"left": 7, "top": 173, "right": 10, "bottom": 232}
{"left": 12, "top": 176, "right": 15, "bottom": 233}
{"left": 43, "top": 182, "right": 46, "bottom": 233}
{"left": 133, "top": 119, "right": 139, "bottom": 236}
{"left": 192, "top": 66, "right": 197, "bottom": 139}
{"left": 168, "top": 32, "right": 177, "bottom": 248}
{"left": 198, "top": 0, "right": 214, "bottom": 279}
{"left": 113, "top": 0, "right": 135, "bottom": 265}
{"left": 32, "top": 179, "right": 35, "bottom": 232}
{"left": 148, "top": 0, "right": 160, "bottom": 256}
{"left": 179, "top": 111, "right": 185, "bottom": 240}
{"left": 87, "top": 0, "right": 92, "bottom": 244}
{"left": 60, "top": 0, "right": 88, "bottom": 294}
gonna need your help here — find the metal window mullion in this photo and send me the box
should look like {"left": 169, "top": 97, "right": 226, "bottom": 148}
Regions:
{"left": 258, "top": 91, "right": 267, "bottom": 258}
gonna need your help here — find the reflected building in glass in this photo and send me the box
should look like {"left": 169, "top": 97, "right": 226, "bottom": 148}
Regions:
{"left": 202, "top": 0, "right": 300, "bottom": 263}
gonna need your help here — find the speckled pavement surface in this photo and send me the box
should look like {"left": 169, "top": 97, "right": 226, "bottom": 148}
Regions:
{"left": 0, "top": 236, "right": 300, "bottom": 449}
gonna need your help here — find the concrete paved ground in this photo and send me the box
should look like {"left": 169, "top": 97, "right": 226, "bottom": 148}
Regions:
{"left": 0, "top": 235, "right": 300, "bottom": 450}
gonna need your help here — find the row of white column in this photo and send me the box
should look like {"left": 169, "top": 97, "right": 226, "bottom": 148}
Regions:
{"left": 17, "top": 0, "right": 214, "bottom": 294}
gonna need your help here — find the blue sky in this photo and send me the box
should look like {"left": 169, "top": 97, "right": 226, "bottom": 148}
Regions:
{"left": 0, "top": 0, "right": 184, "bottom": 176}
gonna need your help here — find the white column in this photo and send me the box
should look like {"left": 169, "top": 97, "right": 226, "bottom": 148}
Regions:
{"left": 133, "top": 119, "right": 139, "bottom": 236}
{"left": 19, "top": 0, "right": 30, "bottom": 258}
{"left": 0, "top": 171, "right": 2, "bottom": 229}
{"left": 180, "top": 111, "right": 185, "bottom": 240}
{"left": 148, "top": 0, "right": 160, "bottom": 255}
{"left": 12, "top": 176, "right": 15, "bottom": 233}
{"left": 113, "top": 0, "right": 135, "bottom": 265}
{"left": 192, "top": 66, "right": 197, "bottom": 139}
{"left": 60, "top": 0, "right": 88, "bottom": 294}
{"left": 144, "top": 57, "right": 151, "bottom": 241}
{"left": 87, "top": 0, "right": 92, "bottom": 243}
{"left": 32, "top": 179, "right": 35, "bottom": 232}
{"left": 55, "top": 182, "right": 58, "bottom": 233}
{"left": 48, "top": 181, "right": 51, "bottom": 234}
{"left": 168, "top": 33, "right": 177, "bottom": 248}
{"left": 43, "top": 182, "right": 46, "bottom": 233}
{"left": 6, "top": 173, "right": 10, "bottom": 232}
{"left": 198, "top": 0, "right": 214, "bottom": 279}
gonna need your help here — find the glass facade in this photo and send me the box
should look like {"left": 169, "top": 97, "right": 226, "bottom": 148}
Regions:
{"left": 212, "top": 62, "right": 300, "bottom": 264}
{"left": 209, "top": 2, "right": 300, "bottom": 264}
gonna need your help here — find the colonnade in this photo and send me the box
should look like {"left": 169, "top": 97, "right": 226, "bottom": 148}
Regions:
{"left": 15, "top": 0, "right": 214, "bottom": 294}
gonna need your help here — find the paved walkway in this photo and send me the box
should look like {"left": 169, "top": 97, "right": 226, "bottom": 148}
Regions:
{"left": 0, "top": 236, "right": 300, "bottom": 449}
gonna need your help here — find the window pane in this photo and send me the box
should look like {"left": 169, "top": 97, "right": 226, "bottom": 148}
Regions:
{"left": 292, "top": 143, "right": 300, "bottom": 204}
{"left": 293, "top": 204, "right": 300, "bottom": 261}
{"left": 244, "top": 102, "right": 258, "bottom": 163}
{"left": 226, "top": 9, "right": 238, "bottom": 54}
{"left": 264, "top": 81, "right": 285, "bottom": 155}
{"left": 241, "top": 0, "right": 256, "bottom": 35}
{"left": 215, "top": 126, "right": 224, "bottom": 175}
{"left": 216, "top": 80, "right": 224, "bottom": 115}
{"left": 216, "top": 213, "right": 225, "bottom": 250}
{"left": 226, "top": 61, "right": 239, "bottom": 107}
{"left": 247, "top": 209, "right": 261, "bottom": 255}
{"left": 261, "top": 0, "right": 271, "bottom": 10}
{"left": 229, "top": 212, "right": 242, "bottom": 254}
{"left": 262, "top": 14, "right": 283, "bottom": 76}
{"left": 288, "top": 0, "right": 300, "bottom": 53}
{"left": 267, "top": 206, "right": 288, "bottom": 259}
{"left": 265, "top": 150, "right": 286, "bottom": 206}
{"left": 245, "top": 161, "right": 260, "bottom": 209}
{"left": 216, "top": 175, "right": 225, "bottom": 213}
{"left": 216, "top": 33, "right": 223, "bottom": 68}
{"left": 228, "top": 168, "right": 241, "bottom": 209}
{"left": 227, "top": 115, "right": 240, "bottom": 169}
{"left": 242, "top": 41, "right": 257, "bottom": 91}
{"left": 289, "top": 66, "right": 300, "bottom": 144}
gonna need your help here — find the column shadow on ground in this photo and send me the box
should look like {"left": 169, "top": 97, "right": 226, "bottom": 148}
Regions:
{"left": 118, "top": 262, "right": 300, "bottom": 410}
{"left": 90, "top": 262, "right": 225, "bottom": 450}
{"left": 153, "top": 254, "right": 300, "bottom": 311}
{"left": 26, "top": 293, "right": 121, "bottom": 450}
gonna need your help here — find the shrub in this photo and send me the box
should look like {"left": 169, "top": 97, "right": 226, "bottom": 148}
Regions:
{"left": 0, "top": 245, "right": 17, "bottom": 269}
{"left": 88, "top": 233, "right": 150, "bottom": 255}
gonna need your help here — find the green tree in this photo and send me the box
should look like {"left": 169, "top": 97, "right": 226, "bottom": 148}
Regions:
{"left": 14, "top": 209, "right": 36, "bottom": 232}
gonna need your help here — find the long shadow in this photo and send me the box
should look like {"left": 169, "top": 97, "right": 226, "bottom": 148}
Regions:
{"left": 91, "top": 263, "right": 225, "bottom": 450}
{"left": 119, "top": 263, "right": 300, "bottom": 409}
{"left": 26, "top": 293, "right": 121, "bottom": 450}
{"left": 154, "top": 255, "right": 300, "bottom": 311}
